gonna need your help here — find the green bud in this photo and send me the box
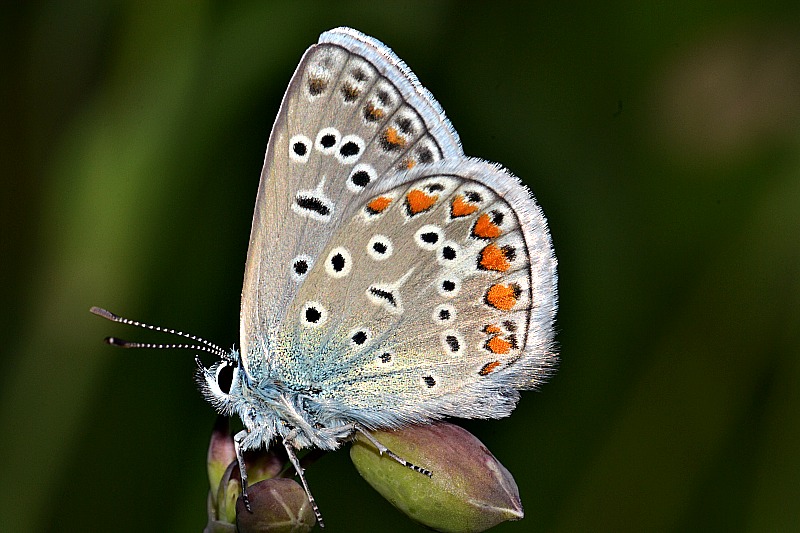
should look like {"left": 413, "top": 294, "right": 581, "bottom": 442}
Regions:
{"left": 204, "top": 493, "right": 237, "bottom": 533}
{"left": 204, "top": 417, "right": 315, "bottom": 532}
{"left": 207, "top": 415, "right": 236, "bottom": 509}
{"left": 216, "top": 460, "right": 242, "bottom": 526}
{"left": 350, "top": 422, "right": 524, "bottom": 533}
{"left": 235, "top": 478, "right": 316, "bottom": 533}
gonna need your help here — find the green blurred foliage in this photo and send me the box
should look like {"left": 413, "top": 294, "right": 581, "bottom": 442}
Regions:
{"left": 1, "top": 1, "right": 799, "bottom": 532}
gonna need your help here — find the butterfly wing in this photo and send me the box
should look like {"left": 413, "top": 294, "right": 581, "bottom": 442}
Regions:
{"left": 273, "top": 158, "right": 557, "bottom": 428}
{"left": 241, "top": 28, "right": 464, "bottom": 376}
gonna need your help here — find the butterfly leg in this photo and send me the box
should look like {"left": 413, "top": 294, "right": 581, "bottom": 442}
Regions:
{"left": 233, "top": 429, "right": 252, "bottom": 512}
{"left": 354, "top": 424, "right": 433, "bottom": 478}
{"left": 283, "top": 437, "right": 325, "bottom": 528}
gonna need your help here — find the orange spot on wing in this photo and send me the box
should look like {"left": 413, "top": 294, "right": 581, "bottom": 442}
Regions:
{"left": 486, "top": 336, "right": 512, "bottom": 355}
{"left": 406, "top": 189, "right": 438, "bottom": 215}
{"left": 472, "top": 213, "right": 502, "bottom": 239}
{"left": 367, "top": 196, "right": 392, "bottom": 214}
{"left": 484, "top": 324, "right": 502, "bottom": 334}
{"left": 403, "top": 158, "right": 416, "bottom": 169}
{"left": 451, "top": 195, "right": 479, "bottom": 218}
{"left": 479, "top": 244, "right": 511, "bottom": 272}
{"left": 364, "top": 103, "right": 384, "bottom": 121}
{"left": 485, "top": 283, "right": 519, "bottom": 310}
{"left": 479, "top": 361, "right": 502, "bottom": 375}
{"left": 384, "top": 127, "right": 406, "bottom": 147}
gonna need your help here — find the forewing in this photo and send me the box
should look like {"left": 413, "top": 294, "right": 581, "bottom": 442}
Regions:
{"left": 241, "top": 28, "right": 463, "bottom": 375}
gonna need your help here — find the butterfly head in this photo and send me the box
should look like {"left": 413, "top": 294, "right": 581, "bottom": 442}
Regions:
{"left": 194, "top": 350, "right": 286, "bottom": 451}
{"left": 195, "top": 351, "right": 247, "bottom": 416}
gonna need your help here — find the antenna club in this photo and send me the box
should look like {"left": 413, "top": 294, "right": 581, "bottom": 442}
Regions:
{"left": 91, "top": 307, "right": 119, "bottom": 321}
{"left": 105, "top": 336, "right": 128, "bottom": 347}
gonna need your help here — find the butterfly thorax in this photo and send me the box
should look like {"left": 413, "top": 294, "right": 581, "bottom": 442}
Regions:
{"left": 199, "top": 354, "right": 356, "bottom": 451}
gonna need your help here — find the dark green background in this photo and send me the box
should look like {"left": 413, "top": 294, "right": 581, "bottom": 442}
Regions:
{"left": 2, "top": 2, "right": 799, "bottom": 532}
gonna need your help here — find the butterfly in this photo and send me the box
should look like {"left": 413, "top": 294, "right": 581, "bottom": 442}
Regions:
{"left": 93, "top": 27, "right": 557, "bottom": 527}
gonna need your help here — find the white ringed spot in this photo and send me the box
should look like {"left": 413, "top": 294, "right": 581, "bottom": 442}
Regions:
{"left": 325, "top": 247, "right": 352, "bottom": 278}
{"left": 315, "top": 127, "right": 341, "bottom": 154}
{"left": 288, "top": 134, "right": 312, "bottom": 163}
{"left": 437, "top": 277, "right": 461, "bottom": 298}
{"left": 349, "top": 328, "right": 372, "bottom": 349}
{"left": 414, "top": 224, "right": 443, "bottom": 251}
{"left": 376, "top": 351, "right": 394, "bottom": 367}
{"left": 290, "top": 255, "right": 313, "bottom": 281}
{"left": 367, "top": 234, "right": 393, "bottom": 261}
{"left": 432, "top": 304, "right": 456, "bottom": 324}
{"left": 437, "top": 240, "right": 460, "bottom": 265}
{"left": 335, "top": 134, "right": 365, "bottom": 165}
{"left": 300, "top": 301, "right": 328, "bottom": 328}
{"left": 441, "top": 330, "right": 465, "bottom": 357}
{"left": 347, "top": 163, "right": 377, "bottom": 192}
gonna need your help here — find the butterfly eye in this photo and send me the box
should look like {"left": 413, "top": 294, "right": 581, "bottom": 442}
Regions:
{"left": 215, "top": 362, "right": 235, "bottom": 395}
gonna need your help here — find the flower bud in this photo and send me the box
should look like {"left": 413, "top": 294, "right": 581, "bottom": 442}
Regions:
{"left": 235, "top": 478, "right": 316, "bottom": 533}
{"left": 350, "top": 422, "right": 523, "bottom": 532}
{"left": 204, "top": 416, "right": 315, "bottom": 532}
{"left": 213, "top": 460, "right": 242, "bottom": 527}
{"left": 207, "top": 415, "right": 236, "bottom": 509}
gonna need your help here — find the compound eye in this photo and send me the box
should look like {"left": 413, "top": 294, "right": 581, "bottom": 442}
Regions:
{"left": 215, "top": 362, "right": 235, "bottom": 394}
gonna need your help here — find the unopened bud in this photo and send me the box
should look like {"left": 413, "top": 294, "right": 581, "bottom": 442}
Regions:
{"left": 350, "top": 422, "right": 523, "bottom": 532}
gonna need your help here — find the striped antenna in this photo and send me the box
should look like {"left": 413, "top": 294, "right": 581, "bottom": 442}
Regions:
{"left": 90, "top": 306, "right": 227, "bottom": 359}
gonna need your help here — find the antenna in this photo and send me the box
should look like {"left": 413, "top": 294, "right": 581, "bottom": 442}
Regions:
{"left": 90, "top": 306, "right": 228, "bottom": 359}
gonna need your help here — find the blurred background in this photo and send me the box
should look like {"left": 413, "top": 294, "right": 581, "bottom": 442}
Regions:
{"left": 2, "top": 1, "right": 799, "bottom": 532}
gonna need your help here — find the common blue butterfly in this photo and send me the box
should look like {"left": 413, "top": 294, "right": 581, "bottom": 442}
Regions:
{"left": 93, "top": 27, "right": 557, "bottom": 527}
